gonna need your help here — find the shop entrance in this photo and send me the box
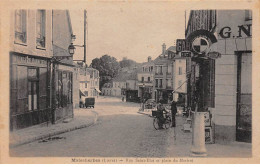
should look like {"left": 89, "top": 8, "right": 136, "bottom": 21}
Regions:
{"left": 236, "top": 52, "right": 252, "bottom": 143}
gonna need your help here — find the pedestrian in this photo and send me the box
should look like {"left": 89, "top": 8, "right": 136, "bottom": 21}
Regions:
{"left": 157, "top": 103, "right": 166, "bottom": 129}
{"left": 171, "top": 100, "right": 178, "bottom": 139}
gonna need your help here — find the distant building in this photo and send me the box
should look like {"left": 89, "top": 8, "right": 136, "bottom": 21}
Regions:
{"left": 172, "top": 54, "right": 190, "bottom": 106}
{"left": 153, "top": 44, "right": 176, "bottom": 104}
{"left": 102, "top": 82, "right": 113, "bottom": 96}
{"left": 73, "top": 62, "right": 90, "bottom": 108}
{"left": 86, "top": 67, "right": 100, "bottom": 98}
{"left": 101, "top": 69, "right": 139, "bottom": 100}
{"left": 137, "top": 56, "right": 154, "bottom": 101}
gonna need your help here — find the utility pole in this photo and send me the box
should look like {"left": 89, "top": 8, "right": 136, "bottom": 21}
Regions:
{"left": 84, "top": 9, "right": 87, "bottom": 64}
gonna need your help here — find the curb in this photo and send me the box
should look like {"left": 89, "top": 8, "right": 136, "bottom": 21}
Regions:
{"left": 10, "top": 111, "right": 99, "bottom": 148}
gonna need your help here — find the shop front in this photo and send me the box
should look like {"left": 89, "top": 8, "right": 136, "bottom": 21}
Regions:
{"left": 184, "top": 10, "right": 252, "bottom": 143}
{"left": 52, "top": 63, "right": 74, "bottom": 123}
{"left": 10, "top": 52, "right": 52, "bottom": 130}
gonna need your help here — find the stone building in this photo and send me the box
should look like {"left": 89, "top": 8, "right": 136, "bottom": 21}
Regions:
{"left": 185, "top": 10, "right": 252, "bottom": 143}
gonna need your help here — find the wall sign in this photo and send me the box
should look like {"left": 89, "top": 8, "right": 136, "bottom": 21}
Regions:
{"left": 219, "top": 24, "right": 252, "bottom": 39}
{"left": 176, "top": 39, "right": 191, "bottom": 53}
{"left": 181, "top": 51, "right": 191, "bottom": 57}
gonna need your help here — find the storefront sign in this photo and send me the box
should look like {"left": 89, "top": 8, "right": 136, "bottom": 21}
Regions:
{"left": 176, "top": 39, "right": 191, "bottom": 53}
{"left": 181, "top": 51, "right": 191, "bottom": 57}
{"left": 219, "top": 24, "right": 252, "bottom": 39}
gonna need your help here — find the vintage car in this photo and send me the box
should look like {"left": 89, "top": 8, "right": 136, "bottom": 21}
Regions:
{"left": 85, "top": 97, "right": 95, "bottom": 108}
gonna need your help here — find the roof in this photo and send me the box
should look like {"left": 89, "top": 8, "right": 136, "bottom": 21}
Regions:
{"left": 112, "top": 70, "right": 138, "bottom": 82}
{"left": 154, "top": 46, "right": 177, "bottom": 64}
{"left": 53, "top": 44, "right": 74, "bottom": 65}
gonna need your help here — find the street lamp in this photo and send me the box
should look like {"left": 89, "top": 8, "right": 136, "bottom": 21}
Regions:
{"left": 68, "top": 43, "right": 86, "bottom": 62}
{"left": 68, "top": 43, "right": 76, "bottom": 56}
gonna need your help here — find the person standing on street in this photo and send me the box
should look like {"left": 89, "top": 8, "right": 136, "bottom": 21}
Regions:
{"left": 171, "top": 100, "right": 178, "bottom": 139}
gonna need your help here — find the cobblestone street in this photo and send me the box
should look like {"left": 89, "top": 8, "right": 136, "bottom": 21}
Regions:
{"left": 10, "top": 97, "right": 174, "bottom": 157}
{"left": 10, "top": 97, "right": 251, "bottom": 157}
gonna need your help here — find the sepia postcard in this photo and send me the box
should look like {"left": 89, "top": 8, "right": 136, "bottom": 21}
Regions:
{"left": 0, "top": 0, "right": 260, "bottom": 164}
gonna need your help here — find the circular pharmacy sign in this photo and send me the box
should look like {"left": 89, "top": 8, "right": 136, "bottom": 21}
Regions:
{"left": 192, "top": 36, "right": 210, "bottom": 54}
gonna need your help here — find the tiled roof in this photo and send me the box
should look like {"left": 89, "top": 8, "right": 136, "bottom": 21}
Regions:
{"left": 112, "top": 70, "right": 138, "bottom": 82}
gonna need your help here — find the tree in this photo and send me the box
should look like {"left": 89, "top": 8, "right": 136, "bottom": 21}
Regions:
{"left": 91, "top": 55, "right": 120, "bottom": 88}
{"left": 119, "top": 57, "right": 137, "bottom": 68}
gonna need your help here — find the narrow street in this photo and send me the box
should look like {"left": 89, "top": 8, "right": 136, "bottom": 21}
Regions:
{"left": 10, "top": 97, "right": 173, "bottom": 157}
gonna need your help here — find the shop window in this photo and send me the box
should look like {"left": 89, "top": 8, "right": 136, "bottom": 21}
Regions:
{"left": 28, "top": 68, "right": 39, "bottom": 111}
{"left": 15, "top": 10, "right": 27, "bottom": 44}
{"left": 36, "top": 10, "right": 46, "bottom": 48}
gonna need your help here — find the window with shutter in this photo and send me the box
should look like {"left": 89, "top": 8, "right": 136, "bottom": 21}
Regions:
{"left": 15, "top": 10, "right": 27, "bottom": 44}
{"left": 36, "top": 10, "right": 46, "bottom": 48}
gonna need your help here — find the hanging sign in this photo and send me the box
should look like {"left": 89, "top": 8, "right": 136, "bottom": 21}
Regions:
{"left": 192, "top": 36, "right": 210, "bottom": 55}
{"left": 207, "top": 51, "right": 221, "bottom": 59}
{"left": 176, "top": 39, "right": 191, "bottom": 53}
{"left": 186, "top": 30, "right": 217, "bottom": 56}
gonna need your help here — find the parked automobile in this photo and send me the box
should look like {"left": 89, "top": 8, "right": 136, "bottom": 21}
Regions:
{"left": 85, "top": 97, "right": 95, "bottom": 108}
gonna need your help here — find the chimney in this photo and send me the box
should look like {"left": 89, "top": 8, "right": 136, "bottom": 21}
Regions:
{"left": 162, "top": 43, "right": 166, "bottom": 55}
{"left": 148, "top": 56, "right": 152, "bottom": 62}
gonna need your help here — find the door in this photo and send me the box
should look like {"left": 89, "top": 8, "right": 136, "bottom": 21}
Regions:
{"left": 236, "top": 52, "right": 252, "bottom": 143}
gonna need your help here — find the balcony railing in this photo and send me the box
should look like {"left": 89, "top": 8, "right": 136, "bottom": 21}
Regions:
{"left": 155, "top": 72, "right": 163, "bottom": 75}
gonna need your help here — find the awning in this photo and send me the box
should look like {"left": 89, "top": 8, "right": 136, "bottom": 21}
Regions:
{"left": 79, "top": 90, "right": 86, "bottom": 96}
{"left": 95, "top": 88, "right": 101, "bottom": 93}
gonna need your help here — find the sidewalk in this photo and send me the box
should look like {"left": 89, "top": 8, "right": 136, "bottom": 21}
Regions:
{"left": 138, "top": 110, "right": 252, "bottom": 157}
{"left": 9, "top": 108, "right": 98, "bottom": 148}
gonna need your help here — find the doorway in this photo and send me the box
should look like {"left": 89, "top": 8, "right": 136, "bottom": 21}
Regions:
{"left": 236, "top": 52, "right": 252, "bottom": 143}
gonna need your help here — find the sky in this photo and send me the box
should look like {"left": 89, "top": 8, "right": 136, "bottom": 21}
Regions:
{"left": 70, "top": 2, "right": 186, "bottom": 65}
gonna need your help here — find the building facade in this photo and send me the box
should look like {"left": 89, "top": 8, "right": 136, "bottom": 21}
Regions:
{"left": 86, "top": 68, "right": 100, "bottom": 98}
{"left": 9, "top": 10, "right": 53, "bottom": 130}
{"left": 9, "top": 9, "right": 75, "bottom": 130}
{"left": 185, "top": 10, "right": 252, "bottom": 143}
{"left": 52, "top": 10, "right": 74, "bottom": 122}
{"left": 153, "top": 44, "right": 176, "bottom": 104}
{"left": 137, "top": 56, "right": 154, "bottom": 101}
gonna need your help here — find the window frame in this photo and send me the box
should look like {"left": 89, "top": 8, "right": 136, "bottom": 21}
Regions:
{"left": 27, "top": 67, "right": 39, "bottom": 111}
{"left": 36, "top": 10, "right": 46, "bottom": 49}
{"left": 14, "top": 10, "right": 27, "bottom": 45}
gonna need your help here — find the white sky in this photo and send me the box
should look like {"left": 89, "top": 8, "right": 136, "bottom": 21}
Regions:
{"left": 70, "top": 2, "right": 186, "bottom": 65}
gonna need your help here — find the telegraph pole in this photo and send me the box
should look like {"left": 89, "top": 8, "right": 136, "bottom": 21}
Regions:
{"left": 84, "top": 9, "right": 87, "bottom": 64}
